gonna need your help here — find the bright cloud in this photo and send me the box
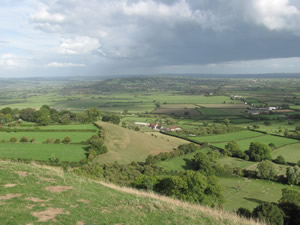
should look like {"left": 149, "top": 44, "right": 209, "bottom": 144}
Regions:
{"left": 47, "top": 62, "right": 86, "bottom": 67}
{"left": 58, "top": 36, "right": 100, "bottom": 55}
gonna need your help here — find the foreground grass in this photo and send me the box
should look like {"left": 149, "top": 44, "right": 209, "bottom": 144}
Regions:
{"left": 95, "top": 122, "right": 189, "bottom": 164}
{"left": 0, "top": 161, "right": 264, "bottom": 225}
{"left": 0, "top": 144, "right": 86, "bottom": 162}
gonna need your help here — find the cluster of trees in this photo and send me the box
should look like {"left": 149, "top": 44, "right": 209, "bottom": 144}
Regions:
{"left": 178, "top": 124, "right": 242, "bottom": 137}
{"left": 223, "top": 141, "right": 272, "bottom": 162}
{"left": 145, "top": 143, "right": 203, "bottom": 165}
{"left": 238, "top": 188, "right": 300, "bottom": 225}
{"left": 284, "top": 129, "right": 300, "bottom": 140}
{"left": 0, "top": 105, "right": 101, "bottom": 126}
{"left": 101, "top": 114, "right": 121, "bottom": 125}
{"left": 133, "top": 170, "right": 223, "bottom": 207}
{"left": 83, "top": 135, "right": 108, "bottom": 162}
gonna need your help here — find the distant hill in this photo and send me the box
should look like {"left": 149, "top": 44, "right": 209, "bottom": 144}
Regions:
{"left": 95, "top": 121, "right": 189, "bottom": 164}
{"left": 0, "top": 161, "right": 263, "bottom": 225}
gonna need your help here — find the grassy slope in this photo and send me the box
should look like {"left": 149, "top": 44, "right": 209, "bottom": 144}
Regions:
{"left": 0, "top": 161, "right": 262, "bottom": 225}
{"left": 95, "top": 122, "right": 189, "bottom": 164}
{"left": 0, "top": 144, "right": 86, "bottom": 161}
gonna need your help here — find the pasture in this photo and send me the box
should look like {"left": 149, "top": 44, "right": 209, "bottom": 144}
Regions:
{"left": 271, "top": 143, "right": 300, "bottom": 164}
{"left": 157, "top": 147, "right": 212, "bottom": 171}
{"left": 213, "top": 134, "right": 299, "bottom": 151}
{"left": 219, "top": 176, "right": 300, "bottom": 211}
{"left": 189, "top": 130, "right": 263, "bottom": 143}
{"left": 95, "top": 122, "right": 189, "bottom": 164}
{"left": 0, "top": 131, "right": 95, "bottom": 143}
{"left": 0, "top": 143, "right": 86, "bottom": 161}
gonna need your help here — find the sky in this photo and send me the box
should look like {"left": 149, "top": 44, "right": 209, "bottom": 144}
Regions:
{"left": 1, "top": 0, "right": 300, "bottom": 77}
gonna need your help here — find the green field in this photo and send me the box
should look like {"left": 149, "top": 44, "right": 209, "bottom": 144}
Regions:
{"left": 219, "top": 176, "right": 300, "bottom": 211}
{"left": 189, "top": 130, "right": 263, "bottom": 143}
{"left": 217, "top": 157, "right": 256, "bottom": 169}
{"left": 0, "top": 161, "right": 257, "bottom": 225}
{"left": 271, "top": 143, "right": 300, "bottom": 163}
{"left": 95, "top": 122, "right": 189, "bottom": 164}
{"left": 0, "top": 143, "right": 86, "bottom": 161}
{"left": 213, "top": 135, "right": 299, "bottom": 151}
{"left": 157, "top": 148, "right": 212, "bottom": 171}
{"left": 0, "top": 131, "right": 95, "bottom": 143}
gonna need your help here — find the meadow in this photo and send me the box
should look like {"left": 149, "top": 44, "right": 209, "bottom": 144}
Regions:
{"left": 213, "top": 135, "right": 299, "bottom": 151}
{"left": 95, "top": 122, "right": 189, "bottom": 164}
{"left": 219, "top": 176, "right": 300, "bottom": 211}
{"left": 0, "top": 143, "right": 86, "bottom": 161}
{"left": 271, "top": 143, "right": 300, "bottom": 163}
{"left": 189, "top": 130, "right": 264, "bottom": 143}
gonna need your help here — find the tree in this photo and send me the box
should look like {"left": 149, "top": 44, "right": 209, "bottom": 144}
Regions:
{"left": 274, "top": 155, "right": 285, "bottom": 164}
{"left": 192, "top": 152, "right": 214, "bottom": 175}
{"left": 88, "top": 136, "right": 108, "bottom": 155}
{"left": 252, "top": 202, "right": 284, "bottom": 225}
{"left": 247, "top": 142, "right": 271, "bottom": 162}
{"left": 87, "top": 108, "right": 101, "bottom": 121}
{"left": 257, "top": 160, "right": 278, "bottom": 180}
{"left": 286, "top": 166, "right": 300, "bottom": 185}
{"left": 20, "top": 108, "right": 35, "bottom": 122}
{"left": 155, "top": 170, "right": 223, "bottom": 207}
{"left": 278, "top": 188, "right": 300, "bottom": 225}
{"left": 62, "top": 136, "right": 72, "bottom": 144}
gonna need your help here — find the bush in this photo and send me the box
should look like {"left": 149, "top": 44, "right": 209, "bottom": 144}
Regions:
{"left": 257, "top": 160, "right": 278, "bottom": 180}
{"left": 247, "top": 142, "right": 271, "bottom": 162}
{"left": 274, "top": 155, "right": 286, "bottom": 165}
{"left": 237, "top": 207, "right": 252, "bottom": 219}
{"left": 62, "top": 136, "right": 72, "bottom": 144}
{"left": 286, "top": 166, "right": 300, "bottom": 185}
{"left": 10, "top": 137, "right": 17, "bottom": 143}
{"left": 44, "top": 138, "right": 54, "bottom": 144}
{"left": 54, "top": 138, "right": 61, "bottom": 144}
{"left": 30, "top": 138, "right": 35, "bottom": 143}
{"left": 252, "top": 203, "right": 284, "bottom": 225}
{"left": 20, "top": 136, "right": 28, "bottom": 143}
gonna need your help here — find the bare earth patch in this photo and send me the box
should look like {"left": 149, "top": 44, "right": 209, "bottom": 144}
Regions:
{"left": 39, "top": 177, "right": 55, "bottom": 182}
{"left": 77, "top": 221, "right": 85, "bottom": 225}
{"left": 26, "top": 197, "right": 49, "bottom": 203}
{"left": 0, "top": 193, "right": 22, "bottom": 200}
{"left": 14, "top": 171, "right": 28, "bottom": 177}
{"left": 77, "top": 199, "right": 90, "bottom": 204}
{"left": 31, "top": 208, "right": 66, "bottom": 222}
{"left": 3, "top": 184, "right": 17, "bottom": 188}
{"left": 45, "top": 186, "right": 73, "bottom": 193}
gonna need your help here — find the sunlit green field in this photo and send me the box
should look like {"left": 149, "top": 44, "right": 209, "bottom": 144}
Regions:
{"left": 189, "top": 130, "right": 263, "bottom": 143}
{"left": 0, "top": 143, "right": 86, "bottom": 161}
{"left": 271, "top": 143, "right": 300, "bottom": 163}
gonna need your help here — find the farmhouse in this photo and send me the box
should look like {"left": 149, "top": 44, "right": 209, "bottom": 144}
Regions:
{"left": 168, "top": 126, "right": 182, "bottom": 132}
{"left": 149, "top": 123, "right": 163, "bottom": 130}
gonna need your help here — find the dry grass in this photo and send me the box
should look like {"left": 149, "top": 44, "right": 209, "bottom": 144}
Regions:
{"left": 97, "top": 181, "right": 265, "bottom": 225}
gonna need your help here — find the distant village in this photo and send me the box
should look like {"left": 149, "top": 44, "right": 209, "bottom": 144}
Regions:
{"left": 134, "top": 122, "right": 182, "bottom": 132}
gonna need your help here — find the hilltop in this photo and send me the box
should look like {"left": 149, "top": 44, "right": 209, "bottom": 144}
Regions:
{"left": 0, "top": 161, "right": 263, "bottom": 225}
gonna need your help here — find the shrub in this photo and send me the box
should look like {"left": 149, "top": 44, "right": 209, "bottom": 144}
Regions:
{"left": 30, "top": 138, "right": 35, "bottom": 143}
{"left": 44, "top": 138, "right": 54, "bottom": 144}
{"left": 54, "top": 139, "right": 61, "bottom": 144}
{"left": 274, "top": 155, "right": 286, "bottom": 165}
{"left": 237, "top": 207, "right": 252, "bottom": 219}
{"left": 252, "top": 202, "right": 284, "bottom": 225}
{"left": 10, "top": 137, "right": 17, "bottom": 143}
{"left": 257, "top": 160, "right": 278, "bottom": 180}
{"left": 62, "top": 136, "right": 72, "bottom": 144}
{"left": 20, "top": 136, "right": 28, "bottom": 143}
{"left": 247, "top": 142, "right": 271, "bottom": 162}
{"left": 286, "top": 166, "right": 300, "bottom": 185}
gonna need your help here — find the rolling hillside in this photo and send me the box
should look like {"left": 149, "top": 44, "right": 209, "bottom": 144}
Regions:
{"left": 95, "top": 122, "right": 189, "bottom": 164}
{"left": 0, "top": 161, "right": 263, "bottom": 225}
